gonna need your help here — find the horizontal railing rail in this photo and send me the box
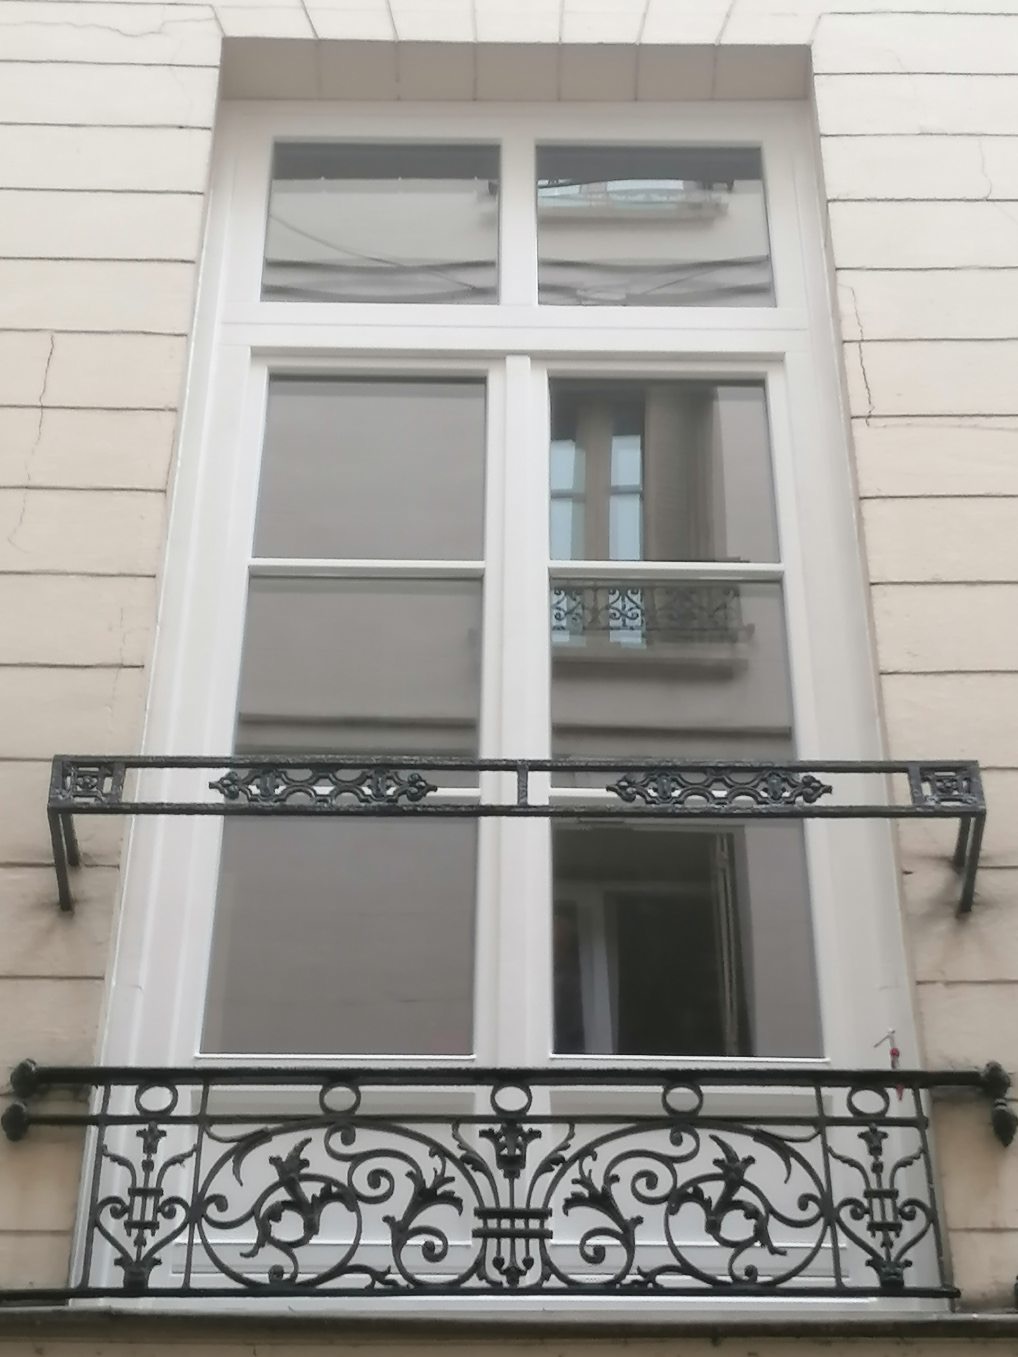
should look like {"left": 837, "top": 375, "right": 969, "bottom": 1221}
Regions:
{"left": 1, "top": 1062, "right": 1013, "bottom": 1306}
{"left": 47, "top": 755, "right": 986, "bottom": 913}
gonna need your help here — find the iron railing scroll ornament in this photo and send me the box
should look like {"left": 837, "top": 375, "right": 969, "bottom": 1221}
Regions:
{"left": 0, "top": 1062, "right": 1014, "bottom": 1305}
{"left": 47, "top": 755, "right": 985, "bottom": 914}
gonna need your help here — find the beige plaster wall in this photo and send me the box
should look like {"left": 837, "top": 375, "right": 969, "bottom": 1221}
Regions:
{"left": 1, "top": 0, "right": 1017, "bottom": 1320}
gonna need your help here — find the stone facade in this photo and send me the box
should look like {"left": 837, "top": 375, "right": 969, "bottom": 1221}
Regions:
{"left": 1, "top": 0, "right": 1017, "bottom": 1341}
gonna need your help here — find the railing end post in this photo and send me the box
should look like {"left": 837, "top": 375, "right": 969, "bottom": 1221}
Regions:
{"left": 980, "top": 1061, "right": 1011, "bottom": 1100}
{"left": 991, "top": 1102, "right": 1018, "bottom": 1148}
{"left": 9, "top": 1059, "right": 40, "bottom": 1100}
{"left": 979, "top": 1063, "right": 1016, "bottom": 1146}
{"left": 0, "top": 1102, "right": 30, "bottom": 1143}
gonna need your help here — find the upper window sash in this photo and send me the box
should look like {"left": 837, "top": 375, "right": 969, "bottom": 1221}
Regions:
{"left": 262, "top": 142, "right": 501, "bottom": 305}
{"left": 215, "top": 103, "right": 814, "bottom": 328}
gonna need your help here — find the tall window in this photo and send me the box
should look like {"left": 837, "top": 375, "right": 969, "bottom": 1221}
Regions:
{"left": 106, "top": 104, "right": 912, "bottom": 1078}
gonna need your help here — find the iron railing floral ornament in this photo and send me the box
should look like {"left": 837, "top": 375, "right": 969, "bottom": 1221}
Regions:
{"left": 0, "top": 1063, "right": 1013, "bottom": 1305}
{"left": 46, "top": 755, "right": 985, "bottom": 914}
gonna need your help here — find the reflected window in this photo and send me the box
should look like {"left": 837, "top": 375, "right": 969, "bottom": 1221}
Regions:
{"left": 610, "top": 429, "right": 643, "bottom": 560}
{"left": 549, "top": 378, "right": 778, "bottom": 564}
{"left": 549, "top": 438, "right": 586, "bottom": 560}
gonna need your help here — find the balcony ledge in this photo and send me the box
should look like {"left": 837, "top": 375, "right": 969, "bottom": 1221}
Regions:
{"left": 3, "top": 1309, "right": 1018, "bottom": 1342}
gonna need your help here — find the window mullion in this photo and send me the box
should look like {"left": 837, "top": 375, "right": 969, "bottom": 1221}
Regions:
{"left": 498, "top": 355, "right": 548, "bottom": 758}
{"left": 491, "top": 356, "right": 552, "bottom": 1065}
{"left": 498, "top": 128, "right": 538, "bottom": 307}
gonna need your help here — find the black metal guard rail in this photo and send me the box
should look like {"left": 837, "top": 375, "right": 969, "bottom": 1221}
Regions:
{"left": 48, "top": 755, "right": 986, "bottom": 914}
{"left": 1, "top": 1062, "right": 1014, "bottom": 1305}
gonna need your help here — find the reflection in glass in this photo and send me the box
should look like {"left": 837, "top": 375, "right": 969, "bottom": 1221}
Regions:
{"left": 553, "top": 824, "right": 820, "bottom": 1058}
{"left": 552, "top": 580, "right": 750, "bottom": 652}
{"left": 551, "top": 582, "right": 791, "bottom": 762}
{"left": 235, "top": 577, "right": 481, "bottom": 755}
{"left": 537, "top": 145, "right": 773, "bottom": 307}
{"left": 550, "top": 571, "right": 820, "bottom": 1058}
{"left": 549, "top": 380, "right": 778, "bottom": 564}
{"left": 204, "top": 821, "right": 476, "bottom": 1055}
{"left": 254, "top": 378, "right": 486, "bottom": 560}
{"left": 263, "top": 143, "right": 499, "bottom": 303}
{"left": 549, "top": 437, "right": 586, "bottom": 559}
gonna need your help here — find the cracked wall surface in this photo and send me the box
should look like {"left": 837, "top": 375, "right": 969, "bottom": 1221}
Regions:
{"left": 1, "top": 0, "right": 1018, "bottom": 1327}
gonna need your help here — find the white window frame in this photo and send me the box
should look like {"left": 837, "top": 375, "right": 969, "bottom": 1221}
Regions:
{"left": 99, "top": 100, "right": 915, "bottom": 1084}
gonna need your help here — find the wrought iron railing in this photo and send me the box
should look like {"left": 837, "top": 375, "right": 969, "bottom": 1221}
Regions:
{"left": 0, "top": 1062, "right": 1013, "bottom": 1305}
{"left": 47, "top": 755, "right": 985, "bottom": 913}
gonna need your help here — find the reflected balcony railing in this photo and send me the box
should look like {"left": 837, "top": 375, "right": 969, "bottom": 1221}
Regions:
{"left": 550, "top": 582, "right": 751, "bottom": 649}
{"left": 47, "top": 755, "right": 985, "bottom": 914}
{"left": 1, "top": 1061, "right": 1014, "bottom": 1304}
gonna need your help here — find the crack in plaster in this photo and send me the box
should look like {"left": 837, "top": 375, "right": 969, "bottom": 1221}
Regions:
{"left": 842, "top": 282, "right": 875, "bottom": 424}
{"left": 709, "top": 0, "right": 739, "bottom": 98}
{"left": 0, "top": 9, "right": 220, "bottom": 42}
{"left": 382, "top": 0, "right": 399, "bottom": 43}
{"left": 635, "top": 0, "right": 653, "bottom": 45}
{"left": 716, "top": 0, "right": 739, "bottom": 45}
{"left": 976, "top": 138, "right": 995, "bottom": 199}
{"left": 295, "top": 0, "right": 319, "bottom": 41}
{"left": 860, "top": 419, "right": 1018, "bottom": 432}
{"left": 7, "top": 334, "right": 55, "bottom": 553}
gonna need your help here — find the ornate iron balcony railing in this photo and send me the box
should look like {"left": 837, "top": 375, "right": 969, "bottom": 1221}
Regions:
{"left": 47, "top": 755, "right": 985, "bottom": 913}
{"left": 1, "top": 1062, "right": 1013, "bottom": 1306}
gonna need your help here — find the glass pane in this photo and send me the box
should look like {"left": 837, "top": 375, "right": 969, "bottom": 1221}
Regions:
{"left": 551, "top": 581, "right": 791, "bottom": 761}
{"left": 550, "top": 498, "right": 582, "bottom": 561}
{"left": 550, "top": 438, "right": 584, "bottom": 492}
{"left": 553, "top": 824, "right": 819, "bottom": 1059}
{"left": 254, "top": 378, "right": 485, "bottom": 560}
{"left": 549, "top": 379, "right": 778, "bottom": 563}
{"left": 263, "top": 143, "right": 499, "bottom": 303}
{"left": 611, "top": 434, "right": 641, "bottom": 487}
{"left": 537, "top": 145, "right": 773, "bottom": 307}
{"left": 204, "top": 820, "right": 476, "bottom": 1055}
{"left": 236, "top": 577, "right": 481, "bottom": 756}
{"left": 609, "top": 494, "right": 642, "bottom": 560}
